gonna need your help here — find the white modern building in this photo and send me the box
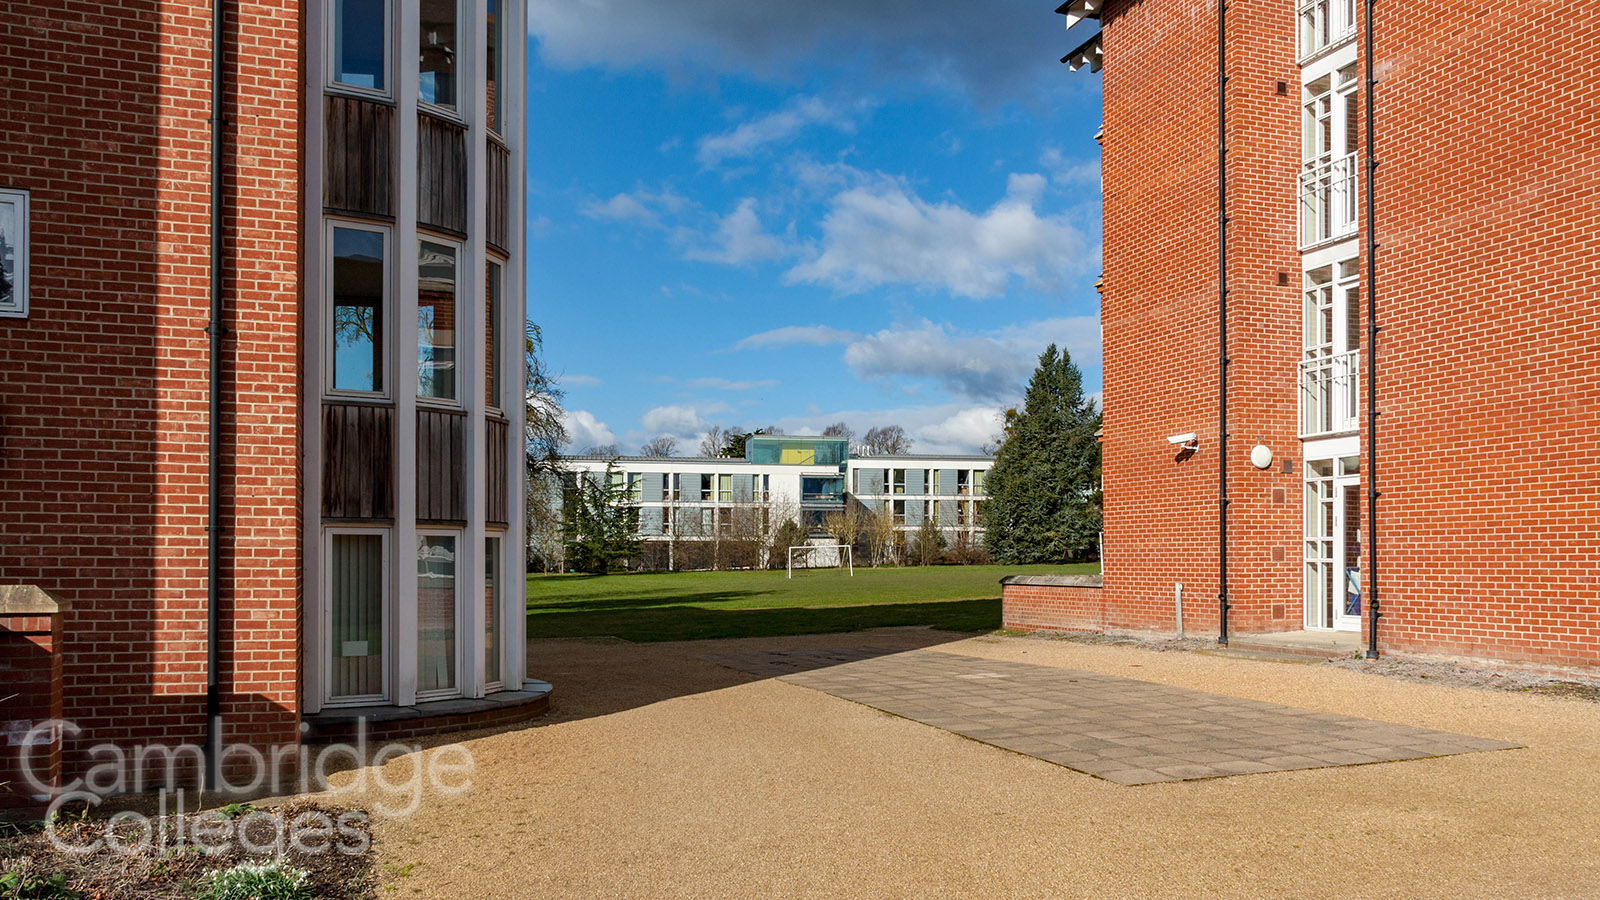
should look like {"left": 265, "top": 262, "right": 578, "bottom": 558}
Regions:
{"left": 561, "top": 436, "right": 994, "bottom": 568}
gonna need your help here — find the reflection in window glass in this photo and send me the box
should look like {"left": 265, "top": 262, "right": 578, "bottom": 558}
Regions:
{"left": 331, "top": 226, "right": 385, "bottom": 392}
{"left": 417, "top": 534, "right": 458, "bottom": 694}
{"left": 487, "top": 0, "right": 503, "bottom": 134}
{"left": 419, "top": 0, "right": 458, "bottom": 110}
{"left": 332, "top": 0, "right": 386, "bottom": 91}
{"left": 417, "top": 240, "right": 457, "bottom": 402}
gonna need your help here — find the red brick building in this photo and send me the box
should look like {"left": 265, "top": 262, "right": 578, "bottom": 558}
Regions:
{"left": 1007, "top": 0, "right": 1600, "bottom": 668}
{"left": 1, "top": 0, "right": 536, "bottom": 803}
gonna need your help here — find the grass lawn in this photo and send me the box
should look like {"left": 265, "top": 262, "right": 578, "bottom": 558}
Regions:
{"left": 526, "top": 563, "right": 1099, "bottom": 642}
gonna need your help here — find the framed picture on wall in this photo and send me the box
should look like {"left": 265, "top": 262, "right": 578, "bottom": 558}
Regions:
{"left": 0, "top": 189, "right": 29, "bottom": 318}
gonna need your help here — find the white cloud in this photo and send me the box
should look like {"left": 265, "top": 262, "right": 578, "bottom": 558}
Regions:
{"left": 689, "top": 377, "right": 778, "bottom": 391}
{"left": 773, "top": 402, "right": 1005, "bottom": 456}
{"left": 1040, "top": 147, "right": 1100, "bottom": 187}
{"left": 562, "top": 409, "right": 616, "bottom": 451}
{"left": 839, "top": 316, "right": 1100, "bottom": 402}
{"left": 681, "top": 198, "right": 790, "bottom": 265}
{"left": 580, "top": 188, "right": 690, "bottom": 228}
{"left": 527, "top": 0, "right": 1068, "bottom": 107}
{"left": 563, "top": 373, "right": 603, "bottom": 387}
{"left": 785, "top": 172, "right": 1095, "bottom": 299}
{"left": 733, "top": 325, "right": 859, "bottom": 351}
{"left": 696, "top": 96, "right": 858, "bottom": 167}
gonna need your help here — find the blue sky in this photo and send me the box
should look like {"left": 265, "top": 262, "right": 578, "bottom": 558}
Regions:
{"left": 525, "top": 1, "right": 1104, "bottom": 455}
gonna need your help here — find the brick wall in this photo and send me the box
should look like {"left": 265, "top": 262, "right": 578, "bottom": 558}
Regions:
{"left": 1364, "top": 0, "right": 1600, "bottom": 666}
{"left": 1094, "top": 0, "right": 1600, "bottom": 668}
{"left": 0, "top": 598, "right": 65, "bottom": 812}
{"left": 1001, "top": 577, "right": 1107, "bottom": 633}
{"left": 1098, "top": 0, "right": 1302, "bottom": 637}
{"left": 0, "top": 1, "right": 303, "bottom": 779}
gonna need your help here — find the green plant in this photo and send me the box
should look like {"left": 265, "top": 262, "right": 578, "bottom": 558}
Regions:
{"left": 195, "top": 862, "right": 312, "bottom": 900}
{"left": 218, "top": 802, "right": 257, "bottom": 820}
{"left": 0, "top": 871, "right": 81, "bottom": 900}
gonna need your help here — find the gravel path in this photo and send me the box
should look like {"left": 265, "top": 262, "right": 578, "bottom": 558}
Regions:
{"left": 343, "top": 629, "right": 1600, "bottom": 899}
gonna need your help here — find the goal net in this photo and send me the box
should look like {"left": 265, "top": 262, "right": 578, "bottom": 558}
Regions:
{"left": 786, "top": 544, "right": 854, "bottom": 579}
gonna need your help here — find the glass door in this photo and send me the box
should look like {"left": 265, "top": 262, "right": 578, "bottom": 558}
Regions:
{"left": 1305, "top": 456, "right": 1361, "bottom": 632}
{"left": 1334, "top": 459, "right": 1361, "bottom": 632}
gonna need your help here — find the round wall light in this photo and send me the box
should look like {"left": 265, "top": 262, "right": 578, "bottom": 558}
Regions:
{"left": 1250, "top": 445, "right": 1274, "bottom": 470}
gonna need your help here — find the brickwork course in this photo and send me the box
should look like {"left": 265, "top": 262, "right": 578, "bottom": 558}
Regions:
{"left": 1082, "top": 0, "right": 1600, "bottom": 666}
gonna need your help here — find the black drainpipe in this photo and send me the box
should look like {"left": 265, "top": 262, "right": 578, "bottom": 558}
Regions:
{"left": 1363, "top": 0, "right": 1381, "bottom": 659}
{"left": 1216, "top": 0, "right": 1231, "bottom": 646}
{"left": 204, "top": 0, "right": 226, "bottom": 790}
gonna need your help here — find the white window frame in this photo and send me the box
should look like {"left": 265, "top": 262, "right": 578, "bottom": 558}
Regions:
{"left": 0, "top": 188, "right": 29, "bottom": 319}
{"left": 322, "top": 526, "right": 392, "bottom": 708}
{"left": 1297, "top": 0, "right": 1357, "bottom": 65}
{"left": 485, "top": 0, "right": 507, "bottom": 139}
{"left": 326, "top": 0, "right": 394, "bottom": 101}
{"left": 323, "top": 218, "right": 392, "bottom": 400}
{"left": 416, "top": 233, "right": 466, "bottom": 409}
{"left": 418, "top": 0, "right": 467, "bottom": 122}
{"left": 415, "top": 527, "right": 466, "bottom": 702}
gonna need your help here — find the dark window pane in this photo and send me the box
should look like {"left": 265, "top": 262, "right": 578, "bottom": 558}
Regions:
{"left": 334, "top": 0, "right": 386, "bottom": 91}
{"left": 486, "top": 261, "right": 501, "bottom": 408}
{"left": 332, "top": 227, "right": 385, "bottom": 392}
{"left": 487, "top": 0, "right": 503, "bottom": 133}
{"left": 419, "top": 0, "right": 457, "bottom": 110}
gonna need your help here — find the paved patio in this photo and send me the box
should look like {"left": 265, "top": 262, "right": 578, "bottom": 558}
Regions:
{"left": 702, "top": 648, "right": 1518, "bottom": 784}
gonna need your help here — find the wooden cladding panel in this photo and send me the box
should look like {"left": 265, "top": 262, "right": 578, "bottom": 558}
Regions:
{"left": 486, "top": 141, "right": 510, "bottom": 254}
{"left": 324, "top": 95, "right": 395, "bottom": 219}
{"left": 417, "top": 408, "right": 466, "bottom": 522}
{"left": 322, "top": 403, "right": 395, "bottom": 519}
{"left": 486, "top": 418, "right": 509, "bottom": 525}
{"left": 418, "top": 114, "right": 468, "bottom": 235}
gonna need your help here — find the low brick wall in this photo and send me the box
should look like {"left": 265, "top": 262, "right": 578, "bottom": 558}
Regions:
{"left": 1001, "top": 574, "right": 1106, "bottom": 634}
{"left": 1, "top": 586, "right": 67, "bottom": 814}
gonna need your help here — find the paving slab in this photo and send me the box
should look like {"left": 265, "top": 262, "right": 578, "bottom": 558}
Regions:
{"left": 703, "top": 648, "right": 1520, "bottom": 785}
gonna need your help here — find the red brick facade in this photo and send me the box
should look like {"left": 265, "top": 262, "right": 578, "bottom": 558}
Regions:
{"left": 1069, "top": 0, "right": 1600, "bottom": 667}
{"left": 0, "top": 0, "right": 304, "bottom": 777}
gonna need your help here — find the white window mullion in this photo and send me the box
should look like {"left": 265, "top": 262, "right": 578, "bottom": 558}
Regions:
{"left": 394, "top": 0, "right": 421, "bottom": 707}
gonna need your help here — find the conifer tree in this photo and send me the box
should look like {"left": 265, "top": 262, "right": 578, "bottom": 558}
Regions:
{"left": 982, "top": 344, "right": 1102, "bottom": 563}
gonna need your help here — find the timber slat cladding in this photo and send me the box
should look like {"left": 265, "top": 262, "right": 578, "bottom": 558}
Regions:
{"left": 418, "top": 407, "right": 467, "bottom": 522}
{"left": 324, "top": 95, "right": 395, "bottom": 219}
{"left": 418, "top": 114, "right": 468, "bottom": 235}
{"left": 322, "top": 403, "right": 394, "bottom": 519}
{"left": 486, "top": 141, "right": 510, "bottom": 253}
{"left": 487, "top": 418, "right": 508, "bottom": 525}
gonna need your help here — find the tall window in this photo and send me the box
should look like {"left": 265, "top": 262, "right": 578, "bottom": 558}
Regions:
{"left": 484, "top": 535, "right": 502, "bottom": 688}
{"left": 930, "top": 470, "right": 941, "bottom": 495}
{"left": 1298, "top": 0, "right": 1356, "bottom": 61}
{"left": 330, "top": 224, "right": 387, "bottom": 394}
{"left": 485, "top": 260, "right": 502, "bottom": 410}
{"left": 717, "top": 474, "right": 732, "bottom": 502}
{"left": 486, "top": 0, "right": 504, "bottom": 134}
{"left": 327, "top": 531, "right": 387, "bottom": 703}
{"left": 1301, "top": 65, "right": 1359, "bottom": 246}
{"left": 417, "top": 239, "right": 459, "bottom": 402}
{"left": 416, "top": 533, "right": 459, "bottom": 696}
{"left": 972, "top": 469, "right": 986, "bottom": 495}
{"left": 0, "top": 189, "right": 29, "bottom": 318}
{"left": 418, "top": 0, "right": 458, "bottom": 111}
{"left": 1300, "top": 257, "right": 1360, "bottom": 435}
{"left": 891, "top": 469, "right": 907, "bottom": 494}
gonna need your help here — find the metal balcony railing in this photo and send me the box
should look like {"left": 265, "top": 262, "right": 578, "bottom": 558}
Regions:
{"left": 1299, "top": 349, "right": 1360, "bottom": 437}
{"left": 1300, "top": 153, "right": 1358, "bottom": 247}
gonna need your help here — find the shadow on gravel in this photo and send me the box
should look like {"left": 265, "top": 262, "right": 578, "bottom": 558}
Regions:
{"left": 528, "top": 597, "right": 1001, "bottom": 643}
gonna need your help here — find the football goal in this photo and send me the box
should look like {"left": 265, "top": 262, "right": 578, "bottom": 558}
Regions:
{"left": 786, "top": 544, "right": 854, "bottom": 579}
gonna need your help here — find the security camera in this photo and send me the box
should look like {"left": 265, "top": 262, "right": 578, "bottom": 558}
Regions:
{"left": 1166, "top": 433, "right": 1197, "bottom": 446}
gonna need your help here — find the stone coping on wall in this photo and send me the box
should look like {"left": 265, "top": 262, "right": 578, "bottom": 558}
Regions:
{"left": 0, "top": 585, "right": 68, "bottom": 616}
{"left": 999, "top": 574, "right": 1104, "bottom": 588}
